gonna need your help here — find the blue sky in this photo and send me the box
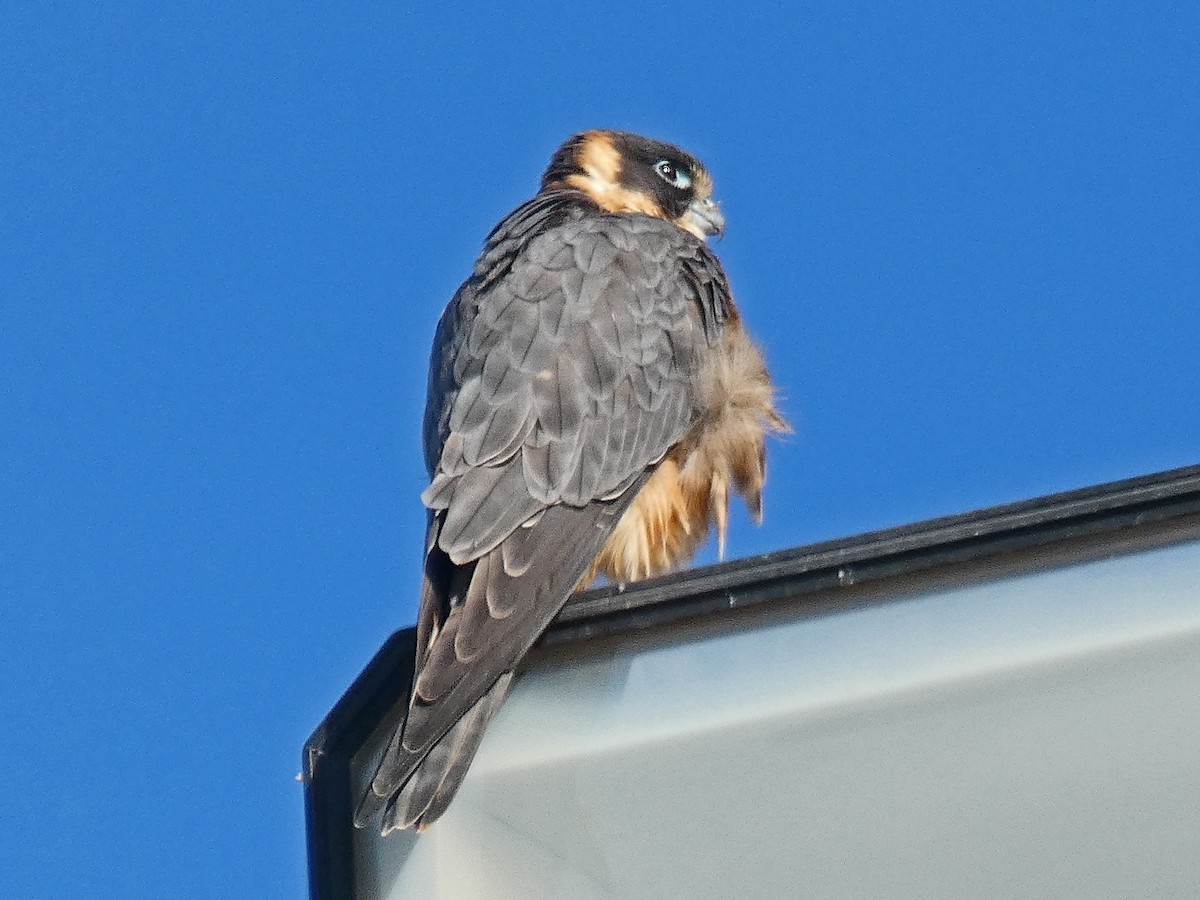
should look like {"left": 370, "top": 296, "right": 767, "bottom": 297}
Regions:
{"left": 3, "top": 3, "right": 1197, "bottom": 897}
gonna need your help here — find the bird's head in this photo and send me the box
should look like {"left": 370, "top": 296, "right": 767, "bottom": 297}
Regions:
{"left": 541, "top": 130, "right": 725, "bottom": 241}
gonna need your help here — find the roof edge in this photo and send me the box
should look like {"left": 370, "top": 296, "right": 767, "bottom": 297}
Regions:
{"left": 304, "top": 461, "right": 1200, "bottom": 899}
{"left": 550, "top": 462, "right": 1200, "bottom": 640}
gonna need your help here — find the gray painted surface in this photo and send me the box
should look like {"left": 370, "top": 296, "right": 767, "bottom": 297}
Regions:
{"left": 355, "top": 538, "right": 1200, "bottom": 899}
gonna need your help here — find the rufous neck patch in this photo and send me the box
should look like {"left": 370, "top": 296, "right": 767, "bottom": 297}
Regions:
{"left": 565, "top": 132, "right": 665, "bottom": 218}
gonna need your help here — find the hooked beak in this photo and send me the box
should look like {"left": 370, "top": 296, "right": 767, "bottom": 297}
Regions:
{"left": 685, "top": 197, "right": 726, "bottom": 239}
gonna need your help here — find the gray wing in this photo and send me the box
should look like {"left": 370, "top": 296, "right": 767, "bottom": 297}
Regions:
{"left": 425, "top": 212, "right": 714, "bottom": 558}
{"left": 357, "top": 204, "right": 730, "bottom": 831}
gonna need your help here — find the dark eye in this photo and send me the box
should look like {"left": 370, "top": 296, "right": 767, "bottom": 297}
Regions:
{"left": 655, "top": 159, "right": 692, "bottom": 189}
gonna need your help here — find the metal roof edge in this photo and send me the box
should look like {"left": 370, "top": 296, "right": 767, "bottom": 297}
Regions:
{"left": 303, "top": 461, "right": 1200, "bottom": 899}
{"left": 304, "top": 630, "right": 415, "bottom": 900}
{"left": 550, "top": 462, "right": 1200, "bottom": 641}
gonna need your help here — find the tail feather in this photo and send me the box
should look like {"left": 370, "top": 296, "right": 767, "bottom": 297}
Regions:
{"left": 384, "top": 671, "right": 514, "bottom": 833}
{"left": 356, "top": 473, "right": 651, "bottom": 834}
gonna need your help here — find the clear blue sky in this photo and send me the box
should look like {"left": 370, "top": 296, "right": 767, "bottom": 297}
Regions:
{"left": 3, "top": 3, "right": 1197, "bottom": 897}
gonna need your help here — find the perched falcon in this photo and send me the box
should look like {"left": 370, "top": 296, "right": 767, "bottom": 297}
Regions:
{"left": 357, "top": 130, "right": 787, "bottom": 834}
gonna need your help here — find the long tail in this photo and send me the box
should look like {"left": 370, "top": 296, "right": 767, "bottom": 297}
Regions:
{"left": 355, "top": 472, "right": 652, "bottom": 834}
{"left": 381, "top": 671, "right": 514, "bottom": 833}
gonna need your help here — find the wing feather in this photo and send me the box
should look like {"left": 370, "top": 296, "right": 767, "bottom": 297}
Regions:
{"left": 359, "top": 191, "right": 736, "bottom": 832}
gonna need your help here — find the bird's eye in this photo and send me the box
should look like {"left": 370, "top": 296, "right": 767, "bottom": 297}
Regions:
{"left": 655, "top": 159, "right": 692, "bottom": 189}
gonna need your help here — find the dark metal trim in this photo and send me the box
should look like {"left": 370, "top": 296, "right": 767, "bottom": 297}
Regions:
{"left": 304, "top": 630, "right": 415, "bottom": 900}
{"left": 303, "top": 461, "right": 1200, "bottom": 899}
{"left": 549, "top": 462, "right": 1200, "bottom": 643}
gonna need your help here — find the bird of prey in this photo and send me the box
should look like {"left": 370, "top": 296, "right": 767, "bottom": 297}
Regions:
{"left": 357, "top": 129, "right": 786, "bottom": 834}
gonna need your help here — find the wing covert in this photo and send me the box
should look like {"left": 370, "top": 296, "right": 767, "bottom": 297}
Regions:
{"left": 424, "top": 206, "right": 723, "bottom": 564}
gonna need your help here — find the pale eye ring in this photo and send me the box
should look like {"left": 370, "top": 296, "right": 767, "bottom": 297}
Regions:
{"left": 655, "top": 159, "right": 692, "bottom": 189}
